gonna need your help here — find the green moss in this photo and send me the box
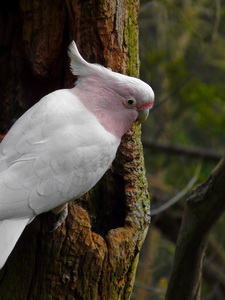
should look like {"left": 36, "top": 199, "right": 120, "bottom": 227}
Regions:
{"left": 125, "top": 0, "right": 140, "bottom": 77}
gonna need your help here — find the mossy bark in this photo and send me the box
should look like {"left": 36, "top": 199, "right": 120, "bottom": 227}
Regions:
{"left": 0, "top": 1, "right": 150, "bottom": 299}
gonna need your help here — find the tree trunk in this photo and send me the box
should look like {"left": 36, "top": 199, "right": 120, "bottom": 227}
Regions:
{"left": 165, "top": 156, "right": 225, "bottom": 300}
{"left": 0, "top": 1, "right": 150, "bottom": 299}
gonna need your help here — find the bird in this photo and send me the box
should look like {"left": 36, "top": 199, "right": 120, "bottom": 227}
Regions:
{"left": 0, "top": 41, "right": 154, "bottom": 268}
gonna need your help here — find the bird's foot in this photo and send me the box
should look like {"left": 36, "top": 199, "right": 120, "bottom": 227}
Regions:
{"left": 49, "top": 203, "right": 68, "bottom": 232}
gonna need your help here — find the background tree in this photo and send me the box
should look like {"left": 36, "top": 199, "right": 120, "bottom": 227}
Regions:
{"left": 133, "top": 0, "right": 225, "bottom": 299}
{"left": 0, "top": 1, "right": 150, "bottom": 299}
{"left": 165, "top": 156, "right": 225, "bottom": 299}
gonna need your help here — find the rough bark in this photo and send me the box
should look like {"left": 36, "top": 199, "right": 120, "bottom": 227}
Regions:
{"left": 165, "top": 156, "right": 225, "bottom": 300}
{"left": 0, "top": 1, "right": 150, "bottom": 299}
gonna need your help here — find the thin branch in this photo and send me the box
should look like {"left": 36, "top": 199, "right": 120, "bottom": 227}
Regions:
{"left": 211, "top": 0, "right": 221, "bottom": 41}
{"left": 150, "top": 162, "right": 201, "bottom": 216}
{"left": 143, "top": 140, "right": 223, "bottom": 162}
{"left": 134, "top": 282, "right": 165, "bottom": 294}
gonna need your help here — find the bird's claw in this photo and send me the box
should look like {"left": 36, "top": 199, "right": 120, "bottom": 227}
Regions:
{"left": 49, "top": 204, "right": 68, "bottom": 232}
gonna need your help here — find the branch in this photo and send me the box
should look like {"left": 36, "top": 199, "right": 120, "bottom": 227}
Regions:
{"left": 143, "top": 140, "right": 222, "bottom": 162}
{"left": 150, "top": 162, "right": 201, "bottom": 216}
{"left": 165, "top": 155, "right": 225, "bottom": 300}
{"left": 134, "top": 282, "right": 164, "bottom": 294}
{"left": 211, "top": 0, "right": 221, "bottom": 41}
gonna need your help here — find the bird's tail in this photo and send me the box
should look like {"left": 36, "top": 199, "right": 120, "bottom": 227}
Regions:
{"left": 0, "top": 218, "right": 30, "bottom": 269}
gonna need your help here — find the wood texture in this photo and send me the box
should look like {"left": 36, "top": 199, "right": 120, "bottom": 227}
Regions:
{"left": 165, "top": 156, "right": 225, "bottom": 300}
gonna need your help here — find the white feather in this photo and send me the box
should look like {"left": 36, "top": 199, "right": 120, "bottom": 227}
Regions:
{"left": 0, "top": 218, "right": 30, "bottom": 269}
{"left": 0, "top": 89, "right": 119, "bottom": 267}
{"left": 68, "top": 41, "right": 104, "bottom": 76}
{"left": 0, "top": 89, "right": 119, "bottom": 219}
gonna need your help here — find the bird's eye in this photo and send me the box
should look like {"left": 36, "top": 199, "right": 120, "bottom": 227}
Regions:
{"left": 125, "top": 98, "right": 136, "bottom": 108}
{"left": 127, "top": 99, "right": 134, "bottom": 106}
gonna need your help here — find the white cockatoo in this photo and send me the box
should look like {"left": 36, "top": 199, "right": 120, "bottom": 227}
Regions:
{"left": 0, "top": 41, "right": 154, "bottom": 268}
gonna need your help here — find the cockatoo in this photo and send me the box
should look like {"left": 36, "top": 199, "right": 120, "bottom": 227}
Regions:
{"left": 0, "top": 41, "right": 154, "bottom": 268}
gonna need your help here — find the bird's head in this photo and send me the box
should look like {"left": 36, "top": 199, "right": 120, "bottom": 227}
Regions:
{"left": 106, "top": 73, "right": 155, "bottom": 124}
{"left": 68, "top": 41, "right": 154, "bottom": 134}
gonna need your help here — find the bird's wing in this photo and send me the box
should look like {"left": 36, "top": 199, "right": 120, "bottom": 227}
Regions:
{"left": 0, "top": 217, "right": 31, "bottom": 269}
{"left": 0, "top": 89, "right": 119, "bottom": 220}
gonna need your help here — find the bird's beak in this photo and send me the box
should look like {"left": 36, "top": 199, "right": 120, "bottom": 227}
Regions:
{"left": 137, "top": 109, "right": 149, "bottom": 124}
{"left": 137, "top": 101, "right": 154, "bottom": 124}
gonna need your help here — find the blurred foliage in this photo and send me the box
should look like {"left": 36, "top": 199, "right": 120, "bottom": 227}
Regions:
{"left": 140, "top": 0, "right": 225, "bottom": 149}
{"left": 134, "top": 0, "right": 225, "bottom": 299}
